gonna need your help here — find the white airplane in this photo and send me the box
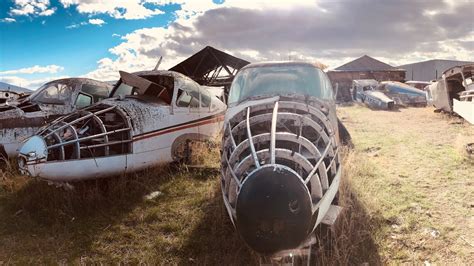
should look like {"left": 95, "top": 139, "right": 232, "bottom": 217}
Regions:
{"left": 18, "top": 70, "right": 226, "bottom": 182}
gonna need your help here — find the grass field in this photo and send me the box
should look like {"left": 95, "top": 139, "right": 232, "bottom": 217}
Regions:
{"left": 0, "top": 105, "right": 472, "bottom": 264}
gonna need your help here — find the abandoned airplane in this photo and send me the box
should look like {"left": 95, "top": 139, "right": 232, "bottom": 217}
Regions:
{"left": 377, "top": 81, "right": 427, "bottom": 107}
{"left": 0, "top": 78, "right": 112, "bottom": 159}
{"left": 427, "top": 64, "right": 473, "bottom": 124}
{"left": 18, "top": 70, "right": 226, "bottom": 181}
{"left": 351, "top": 79, "right": 427, "bottom": 109}
{"left": 220, "top": 62, "right": 343, "bottom": 259}
{"left": 352, "top": 79, "right": 395, "bottom": 109}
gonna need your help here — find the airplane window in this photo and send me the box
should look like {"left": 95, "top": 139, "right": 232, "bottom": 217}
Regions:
{"left": 31, "top": 83, "right": 73, "bottom": 105}
{"left": 75, "top": 93, "right": 93, "bottom": 108}
{"left": 200, "top": 87, "right": 212, "bottom": 108}
{"left": 80, "top": 84, "right": 110, "bottom": 102}
{"left": 228, "top": 65, "right": 333, "bottom": 105}
{"left": 177, "top": 90, "right": 192, "bottom": 107}
{"left": 112, "top": 82, "right": 134, "bottom": 97}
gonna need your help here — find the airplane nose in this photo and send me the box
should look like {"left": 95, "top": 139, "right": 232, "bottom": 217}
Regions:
{"left": 236, "top": 165, "right": 313, "bottom": 254}
{"left": 18, "top": 135, "right": 48, "bottom": 164}
{"left": 221, "top": 100, "right": 341, "bottom": 255}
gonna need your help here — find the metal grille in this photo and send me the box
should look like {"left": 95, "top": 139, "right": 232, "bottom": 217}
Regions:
{"left": 35, "top": 103, "right": 132, "bottom": 161}
{"left": 221, "top": 99, "right": 340, "bottom": 223}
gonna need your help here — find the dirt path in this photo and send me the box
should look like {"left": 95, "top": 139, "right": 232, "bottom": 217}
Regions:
{"left": 338, "top": 105, "right": 473, "bottom": 264}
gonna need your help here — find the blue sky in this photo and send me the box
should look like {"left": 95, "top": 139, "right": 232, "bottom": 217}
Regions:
{"left": 0, "top": 0, "right": 472, "bottom": 89}
{"left": 0, "top": 0, "right": 189, "bottom": 88}
{"left": 1, "top": 2, "right": 181, "bottom": 75}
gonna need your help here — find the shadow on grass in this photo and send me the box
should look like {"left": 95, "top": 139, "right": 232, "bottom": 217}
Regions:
{"left": 180, "top": 155, "right": 385, "bottom": 265}
{"left": 0, "top": 148, "right": 385, "bottom": 264}
{"left": 0, "top": 164, "right": 176, "bottom": 263}
{"left": 180, "top": 171, "right": 384, "bottom": 265}
{"left": 177, "top": 181, "right": 259, "bottom": 265}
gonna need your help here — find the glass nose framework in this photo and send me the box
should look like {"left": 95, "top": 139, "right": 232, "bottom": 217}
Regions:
{"left": 22, "top": 103, "right": 133, "bottom": 163}
{"left": 221, "top": 99, "right": 340, "bottom": 254}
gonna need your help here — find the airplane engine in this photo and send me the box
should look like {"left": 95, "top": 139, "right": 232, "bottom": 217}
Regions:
{"left": 221, "top": 99, "right": 341, "bottom": 255}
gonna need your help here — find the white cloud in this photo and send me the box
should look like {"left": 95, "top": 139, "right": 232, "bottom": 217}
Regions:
{"left": 112, "top": 33, "right": 121, "bottom": 37}
{"left": 59, "top": 0, "right": 165, "bottom": 20}
{"left": 66, "top": 18, "right": 106, "bottom": 29}
{"left": 0, "top": 75, "right": 70, "bottom": 90}
{"left": 0, "top": 65, "right": 64, "bottom": 75}
{"left": 10, "top": 0, "right": 56, "bottom": 17}
{"left": 1, "top": 18, "right": 16, "bottom": 23}
{"left": 88, "top": 18, "right": 105, "bottom": 26}
{"left": 66, "top": 21, "right": 87, "bottom": 29}
{"left": 83, "top": 0, "right": 474, "bottom": 81}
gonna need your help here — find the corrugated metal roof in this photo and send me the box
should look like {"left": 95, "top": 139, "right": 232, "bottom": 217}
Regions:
{"left": 335, "top": 55, "right": 400, "bottom": 71}
{"left": 169, "top": 46, "right": 250, "bottom": 86}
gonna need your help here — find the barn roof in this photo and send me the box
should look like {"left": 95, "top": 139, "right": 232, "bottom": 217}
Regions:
{"left": 334, "top": 55, "right": 402, "bottom": 72}
{"left": 169, "top": 46, "right": 250, "bottom": 87}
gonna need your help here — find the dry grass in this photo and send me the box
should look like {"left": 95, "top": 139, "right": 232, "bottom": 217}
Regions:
{"left": 0, "top": 105, "right": 472, "bottom": 264}
{"left": 337, "top": 104, "right": 473, "bottom": 264}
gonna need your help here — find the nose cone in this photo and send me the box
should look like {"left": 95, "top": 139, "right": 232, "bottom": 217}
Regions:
{"left": 18, "top": 135, "right": 48, "bottom": 164}
{"left": 235, "top": 165, "right": 313, "bottom": 254}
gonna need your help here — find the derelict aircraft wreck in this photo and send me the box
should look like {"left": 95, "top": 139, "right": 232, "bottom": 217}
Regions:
{"left": 0, "top": 78, "right": 112, "bottom": 158}
{"left": 427, "top": 64, "right": 474, "bottom": 124}
{"left": 16, "top": 46, "right": 252, "bottom": 180}
{"left": 221, "top": 62, "right": 343, "bottom": 259}
{"left": 352, "top": 79, "right": 427, "bottom": 110}
{"left": 352, "top": 79, "right": 395, "bottom": 109}
{"left": 18, "top": 70, "right": 227, "bottom": 181}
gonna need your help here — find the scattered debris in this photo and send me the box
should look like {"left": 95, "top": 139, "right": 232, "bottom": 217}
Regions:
{"left": 364, "top": 146, "right": 381, "bottom": 157}
{"left": 144, "top": 191, "right": 163, "bottom": 200}
{"left": 423, "top": 227, "right": 440, "bottom": 238}
{"left": 460, "top": 236, "right": 474, "bottom": 247}
{"left": 466, "top": 143, "right": 474, "bottom": 155}
{"left": 430, "top": 230, "right": 440, "bottom": 238}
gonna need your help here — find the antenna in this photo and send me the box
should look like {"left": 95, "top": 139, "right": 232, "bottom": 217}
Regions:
{"left": 153, "top": 56, "right": 163, "bottom": 71}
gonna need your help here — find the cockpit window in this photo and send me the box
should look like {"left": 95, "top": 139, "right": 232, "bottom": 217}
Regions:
{"left": 112, "top": 82, "right": 136, "bottom": 97}
{"left": 80, "top": 84, "right": 110, "bottom": 102}
{"left": 110, "top": 74, "right": 174, "bottom": 103}
{"left": 228, "top": 65, "right": 333, "bottom": 105}
{"left": 31, "top": 82, "right": 74, "bottom": 105}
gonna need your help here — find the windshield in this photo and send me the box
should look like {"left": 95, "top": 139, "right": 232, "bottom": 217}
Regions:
{"left": 110, "top": 74, "right": 174, "bottom": 99}
{"left": 111, "top": 81, "right": 136, "bottom": 97}
{"left": 228, "top": 65, "right": 333, "bottom": 105}
{"left": 31, "top": 82, "right": 74, "bottom": 105}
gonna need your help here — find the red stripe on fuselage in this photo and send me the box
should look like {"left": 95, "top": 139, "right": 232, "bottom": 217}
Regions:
{"left": 132, "top": 114, "right": 225, "bottom": 142}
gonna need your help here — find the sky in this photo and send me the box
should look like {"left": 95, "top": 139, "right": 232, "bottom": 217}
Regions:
{"left": 0, "top": 0, "right": 472, "bottom": 89}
